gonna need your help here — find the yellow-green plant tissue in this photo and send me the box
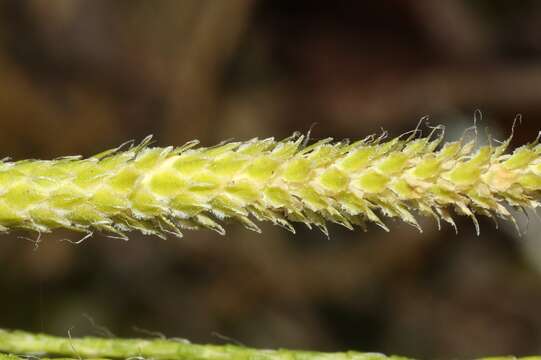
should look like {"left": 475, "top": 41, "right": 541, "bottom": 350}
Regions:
{"left": 0, "top": 126, "right": 539, "bottom": 239}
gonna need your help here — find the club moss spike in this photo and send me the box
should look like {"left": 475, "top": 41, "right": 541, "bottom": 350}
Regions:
{"left": 0, "top": 126, "right": 540, "bottom": 239}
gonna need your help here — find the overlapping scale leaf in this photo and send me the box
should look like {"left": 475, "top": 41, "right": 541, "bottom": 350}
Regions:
{"left": 0, "top": 127, "right": 538, "bottom": 239}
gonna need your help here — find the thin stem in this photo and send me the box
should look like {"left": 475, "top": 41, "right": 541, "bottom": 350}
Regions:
{"left": 0, "top": 330, "right": 409, "bottom": 360}
{"left": 1, "top": 330, "right": 539, "bottom": 359}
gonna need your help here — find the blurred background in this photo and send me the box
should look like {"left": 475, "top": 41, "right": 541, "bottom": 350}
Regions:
{"left": 1, "top": 1, "right": 541, "bottom": 359}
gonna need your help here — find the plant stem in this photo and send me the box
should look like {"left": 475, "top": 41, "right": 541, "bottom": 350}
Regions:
{"left": 0, "top": 329, "right": 409, "bottom": 360}
{"left": 1, "top": 330, "right": 540, "bottom": 360}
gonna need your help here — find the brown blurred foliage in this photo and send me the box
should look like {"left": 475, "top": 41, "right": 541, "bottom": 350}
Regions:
{"left": 1, "top": 1, "right": 541, "bottom": 359}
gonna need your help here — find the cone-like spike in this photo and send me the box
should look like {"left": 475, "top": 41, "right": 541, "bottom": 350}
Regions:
{"left": 0, "top": 127, "right": 539, "bottom": 238}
